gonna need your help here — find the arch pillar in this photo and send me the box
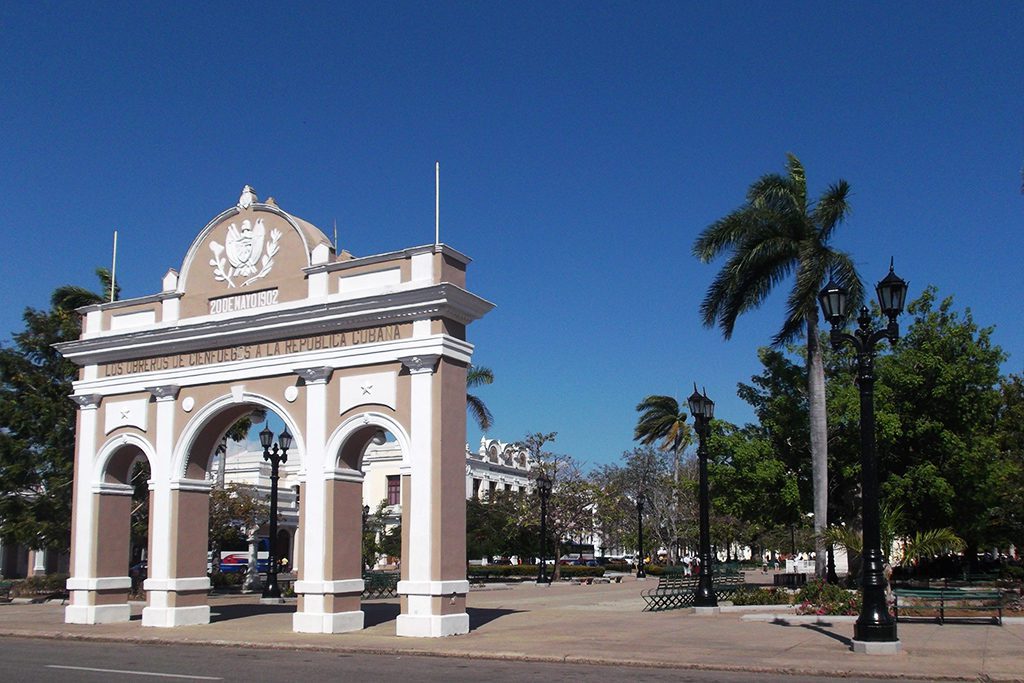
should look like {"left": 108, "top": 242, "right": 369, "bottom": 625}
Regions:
{"left": 396, "top": 355, "right": 470, "bottom": 637}
{"left": 293, "top": 367, "right": 365, "bottom": 633}
{"left": 66, "top": 395, "right": 135, "bottom": 624}
{"left": 142, "top": 479, "right": 212, "bottom": 627}
{"left": 66, "top": 482, "right": 134, "bottom": 623}
{"left": 143, "top": 385, "right": 211, "bottom": 627}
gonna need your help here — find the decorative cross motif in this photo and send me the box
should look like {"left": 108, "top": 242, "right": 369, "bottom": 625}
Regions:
{"left": 361, "top": 384, "right": 373, "bottom": 395}
{"left": 120, "top": 409, "right": 131, "bottom": 421}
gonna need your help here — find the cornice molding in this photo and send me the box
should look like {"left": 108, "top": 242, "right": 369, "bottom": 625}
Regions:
{"left": 399, "top": 354, "right": 440, "bottom": 375}
{"left": 56, "top": 284, "right": 494, "bottom": 367}
{"left": 294, "top": 366, "right": 333, "bottom": 384}
{"left": 147, "top": 385, "right": 181, "bottom": 401}
{"left": 70, "top": 394, "right": 103, "bottom": 409}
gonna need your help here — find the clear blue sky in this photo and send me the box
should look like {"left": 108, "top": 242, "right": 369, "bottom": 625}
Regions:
{"left": 2, "top": 2, "right": 1021, "bottom": 469}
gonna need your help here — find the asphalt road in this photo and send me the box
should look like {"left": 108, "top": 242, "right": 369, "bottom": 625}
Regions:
{"left": 0, "top": 636, "right": 891, "bottom": 682}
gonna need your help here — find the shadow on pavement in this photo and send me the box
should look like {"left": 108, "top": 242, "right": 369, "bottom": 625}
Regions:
{"left": 800, "top": 623, "right": 853, "bottom": 646}
{"left": 363, "top": 602, "right": 401, "bottom": 627}
{"left": 468, "top": 607, "right": 522, "bottom": 629}
{"left": 210, "top": 603, "right": 296, "bottom": 623}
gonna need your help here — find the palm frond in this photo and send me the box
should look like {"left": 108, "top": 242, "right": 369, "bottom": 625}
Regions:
{"left": 785, "top": 153, "right": 807, "bottom": 213}
{"left": 634, "top": 395, "right": 691, "bottom": 453}
{"left": 693, "top": 207, "right": 759, "bottom": 262}
{"left": 467, "top": 393, "right": 493, "bottom": 432}
{"left": 467, "top": 365, "right": 494, "bottom": 389}
{"left": 820, "top": 525, "right": 862, "bottom": 555}
{"left": 900, "top": 528, "right": 965, "bottom": 565}
{"left": 813, "top": 180, "right": 852, "bottom": 243}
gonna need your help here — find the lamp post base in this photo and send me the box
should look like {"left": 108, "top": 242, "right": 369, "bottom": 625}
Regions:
{"left": 854, "top": 619, "right": 899, "bottom": 643}
{"left": 852, "top": 639, "right": 902, "bottom": 655}
{"left": 693, "top": 606, "right": 720, "bottom": 616}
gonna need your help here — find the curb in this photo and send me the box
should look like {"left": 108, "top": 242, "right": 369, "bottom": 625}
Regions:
{"left": 0, "top": 628, "right": 1006, "bottom": 682}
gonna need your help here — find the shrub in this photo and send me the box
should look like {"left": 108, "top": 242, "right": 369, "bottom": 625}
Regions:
{"left": 556, "top": 565, "right": 605, "bottom": 578}
{"left": 794, "top": 578, "right": 861, "bottom": 615}
{"left": 730, "top": 587, "right": 793, "bottom": 606}
{"left": 11, "top": 574, "right": 69, "bottom": 597}
{"left": 210, "top": 571, "right": 244, "bottom": 589}
{"left": 604, "top": 561, "right": 630, "bottom": 573}
{"left": 1001, "top": 565, "right": 1024, "bottom": 582}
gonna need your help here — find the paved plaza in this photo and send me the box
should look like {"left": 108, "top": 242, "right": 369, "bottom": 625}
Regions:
{"left": 1, "top": 575, "right": 1021, "bottom": 681}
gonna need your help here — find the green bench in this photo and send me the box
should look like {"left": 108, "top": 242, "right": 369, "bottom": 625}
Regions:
{"left": 641, "top": 573, "right": 744, "bottom": 611}
{"left": 894, "top": 587, "right": 1004, "bottom": 625}
{"left": 362, "top": 572, "right": 398, "bottom": 599}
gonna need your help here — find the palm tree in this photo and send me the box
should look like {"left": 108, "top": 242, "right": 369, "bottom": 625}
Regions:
{"left": 466, "top": 365, "right": 494, "bottom": 432}
{"left": 634, "top": 395, "right": 692, "bottom": 477}
{"left": 634, "top": 395, "right": 693, "bottom": 563}
{"left": 693, "top": 153, "right": 863, "bottom": 577}
{"left": 52, "top": 267, "right": 119, "bottom": 311}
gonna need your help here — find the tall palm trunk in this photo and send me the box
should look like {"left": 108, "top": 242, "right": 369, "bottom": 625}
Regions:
{"left": 806, "top": 313, "right": 828, "bottom": 577}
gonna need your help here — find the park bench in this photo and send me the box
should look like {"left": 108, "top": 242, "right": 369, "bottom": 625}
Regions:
{"left": 361, "top": 572, "right": 398, "bottom": 599}
{"left": 894, "top": 587, "right": 1004, "bottom": 625}
{"left": 641, "top": 573, "right": 744, "bottom": 611}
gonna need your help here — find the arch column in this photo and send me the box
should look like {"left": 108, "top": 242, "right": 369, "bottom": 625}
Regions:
{"left": 66, "top": 394, "right": 134, "bottom": 624}
{"left": 293, "top": 366, "right": 365, "bottom": 633}
{"left": 396, "top": 354, "right": 469, "bottom": 637}
{"left": 143, "top": 385, "right": 211, "bottom": 627}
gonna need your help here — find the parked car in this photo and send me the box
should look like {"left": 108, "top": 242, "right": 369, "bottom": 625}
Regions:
{"left": 129, "top": 560, "right": 147, "bottom": 581}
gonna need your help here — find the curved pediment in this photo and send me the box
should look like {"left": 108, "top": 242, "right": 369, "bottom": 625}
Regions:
{"left": 176, "top": 187, "right": 332, "bottom": 319}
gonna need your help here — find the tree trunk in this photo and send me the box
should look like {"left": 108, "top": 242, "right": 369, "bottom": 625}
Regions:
{"left": 806, "top": 314, "right": 829, "bottom": 578}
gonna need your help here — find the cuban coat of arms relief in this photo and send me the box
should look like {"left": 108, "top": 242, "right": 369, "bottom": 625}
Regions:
{"left": 209, "top": 217, "right": 282, "bottom": 288}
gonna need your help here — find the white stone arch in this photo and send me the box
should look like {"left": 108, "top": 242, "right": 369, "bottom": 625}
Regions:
{"left": 92, "top": 433, "right": 157, "bottom": 487}
{"left": 171, "top": 391, "right": 306, "bottom": 480}
{"left": 326, "top": 411, "right": 412, "bottom": 473}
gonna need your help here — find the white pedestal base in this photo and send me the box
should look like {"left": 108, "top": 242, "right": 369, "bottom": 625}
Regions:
{"left": 693, "top": 606, "right": 721, "bottom": 615}
{"left": 141, "top": 605, "right": 210, "bottom": 627}
{"left": 292, "top": 610, "right": 364, "bottom": 634}
{"left": 65, "top": 603, "right": 131, "bottom": 624}
{"left": 852, "top": 639, "right": 902, "bottom": 654}
{"left": 396, "top": 612, "right": 469, "bottom": 637}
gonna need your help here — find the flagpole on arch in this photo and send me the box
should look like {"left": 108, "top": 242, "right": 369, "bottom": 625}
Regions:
{"left": 435, "top": 161, "right": 440, "bottom": 247}
{"left": 110, "top": 230, "right": 118, "bottom": 302}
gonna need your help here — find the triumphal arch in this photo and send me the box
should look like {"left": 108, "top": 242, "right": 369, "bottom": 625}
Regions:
{"left": 56, "top": 187, "right": 493, "bottom": 637}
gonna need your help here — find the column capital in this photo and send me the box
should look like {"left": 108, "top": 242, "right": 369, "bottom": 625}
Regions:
{"left": 146, "top": 385, "right": 181, "bottom": 401}
{"left": 398, "top": 354, "right": 440, "bottom": 375}
{"left": 295, "top": 366, "right": 334, "bottom": 384}
{"left": 70, "top": 394, "right": 102, "bottom": 409}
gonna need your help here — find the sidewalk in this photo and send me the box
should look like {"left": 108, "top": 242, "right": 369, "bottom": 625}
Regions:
{"left": 1, "top": 576, "right": 1021, "bottom": 681}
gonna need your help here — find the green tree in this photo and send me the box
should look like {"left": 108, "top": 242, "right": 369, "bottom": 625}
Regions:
{"left": 877, "top": 287, "right": 1006, "bottom": 560}
{"left": 992, "top": 373, "right": 1024, "bottom": 546}
{"left": 706, "top": 420, "right": 800, "bottom": 560}
{"left": 0, "top": 270, "right": 110, "bottom": 552}
{"left": 521, "top": 432, "right": 592, "bottom": 579}
{"left": 694, "top": 154, "right": 863, "bottom": 575}
{"left": 466, "top": 365, "right": 494, "bottom": 432}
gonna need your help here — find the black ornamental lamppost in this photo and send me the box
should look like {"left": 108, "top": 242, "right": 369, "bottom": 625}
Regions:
{"left": 688, "top": 385, "right": 717, "bottom": 608}
{"left": 635, "top": 491, "right": 646, "bottom": 579}
{"left": 818, "top": 260, "right": 908, "bottom": 650}
{"left": 259, "top": 423, "right": 292, "bottom": 600}
{"left": 536, "top": 471, "right": 553, "bottom": 584}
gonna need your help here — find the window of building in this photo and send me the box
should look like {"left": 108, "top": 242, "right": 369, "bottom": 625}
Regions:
{"left": 505, "top": 483, "right": 512, "bottom": 491}
{"left": 387, "top": 475, "right": 400, "bottom": 506}
{"left": 488, "top": 481, "right": 497, "bottom": 498}
{"left": 472, "top": 478, "right": 481, "bottom": 499}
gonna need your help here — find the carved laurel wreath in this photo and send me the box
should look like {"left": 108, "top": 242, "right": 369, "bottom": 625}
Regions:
{"left": 209, "top": 228, "right": 282, "bottom": 288}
